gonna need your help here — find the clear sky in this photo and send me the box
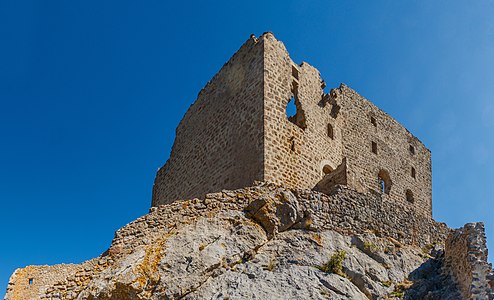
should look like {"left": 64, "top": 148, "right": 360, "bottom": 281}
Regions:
{"left": 1, "top": 0, "right": 494, "bottom": 293}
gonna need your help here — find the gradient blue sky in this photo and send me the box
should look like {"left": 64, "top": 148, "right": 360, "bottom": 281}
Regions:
{"left": 1, "top": 0, "right": 494, "bottom": 293}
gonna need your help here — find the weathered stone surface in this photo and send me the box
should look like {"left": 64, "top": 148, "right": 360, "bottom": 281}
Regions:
{"left": 444, "top": 222, "right": 494, "bottom": 299}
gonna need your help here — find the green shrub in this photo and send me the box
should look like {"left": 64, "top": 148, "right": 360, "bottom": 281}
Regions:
{"left": 390, "top": 279, "right": 413, "bottom": 299}
{"left": 315, "top": 250, "right": 346, "bottom": 276}
{"left": 364, "top": 241, "right": 379, "bottom": 253}
{"left": 381, "top": 280, "right": 392, "bottom": 287}
{"left": 263, "top": 258, "right": 276, "bottom": 271}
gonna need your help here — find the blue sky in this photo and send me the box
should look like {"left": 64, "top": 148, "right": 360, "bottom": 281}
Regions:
{"left": 1, "top": 0, "right": 494, "bottom": 293}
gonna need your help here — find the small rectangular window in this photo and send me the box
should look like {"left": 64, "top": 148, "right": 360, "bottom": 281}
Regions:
{"left": 371, "top": 141, "right": 377, "bottom": 154}
{"left": 370, "top": 116, "right": 377, "bottom": 127}
{"left": 29, "top": 278, "right": 33, "bottom": 285}
{"left": 411, "top": 167, "right": 416, "bottom": 178}
{"left": 409, "top": 145, "right": 415, "bottom": 155}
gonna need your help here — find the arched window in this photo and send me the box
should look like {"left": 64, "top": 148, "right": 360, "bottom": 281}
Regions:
{"left": 378, "top": 169, "right": 392, "bottom": 195}
{"left": 322, "top": 165, "right": 333, "bottom": 175}
{"left": 406, "top": 189, "right": 414, "bottom": 203}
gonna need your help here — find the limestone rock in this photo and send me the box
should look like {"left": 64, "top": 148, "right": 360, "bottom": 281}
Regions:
{"left": 3, "top": 184, "right": 483, "bottom": 299}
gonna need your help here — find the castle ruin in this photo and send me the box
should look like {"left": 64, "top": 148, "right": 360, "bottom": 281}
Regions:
{"left": 152, "top": 32, "right": 432, "bottom": 218}
{"left": 6, "top": 32, "right": 494, "bottom": 300}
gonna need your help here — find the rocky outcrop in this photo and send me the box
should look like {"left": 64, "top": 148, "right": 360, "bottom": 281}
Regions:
{"left": 4, "top": 183, "right": 492, "bottom": 299}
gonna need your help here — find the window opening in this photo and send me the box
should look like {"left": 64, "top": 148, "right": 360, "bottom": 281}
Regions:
{"left": 29, "top": 278, "right": 33, "bottom": 285}
{"left": 406, "top": 189, "right": 414, "bottom": 203}
{"left": 411, "top": 167, "right": 416, "bottom": 179}
{"left": 322, "top": 165, "right": 333, "bottom": 175}
{"left": 372, "top": 141, "right": 377, "bottom": 154}
{"left": 409, "top": 145, "right": 415, "bottom": 155}
{"left": 286, "top": 96, "right": 297, "bottom": 117}
{"left": 370, "top": 116, "right": 377, "bottom": 127}
{"left": 378, "top": 169, "right": 392, "bottom": 195}
{"left": 289, "top": 137, "right": 296, "bottom": 152}
{"left": 327, "top": 124, "right": 334, "bottom": 139}
{"left": 285, "top": 83, "right": 307, "bottom": 130}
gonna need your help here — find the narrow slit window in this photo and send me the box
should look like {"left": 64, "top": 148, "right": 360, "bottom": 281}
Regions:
{"left": 406, "top": 189, "right": 414, "bottom": 203}
{"left": 411, "top": 167, "right": 416, "bottom": 179}
{"left": 371, "top": 141, "right": 377, "bottom": 154}
{"left": 327, "top": 124, "right": 334, "bottom": 139}
{"left": 29, "top": 278, "right": 33, "bottom": 285}
{"left": 289, "top": 137, "right": 296, "bottom": 152}
{"left": 370, "top": 116, "right": 377, "bottom": 127}
{"left": 409, "top": 145, "right": 415, "bottom": 155}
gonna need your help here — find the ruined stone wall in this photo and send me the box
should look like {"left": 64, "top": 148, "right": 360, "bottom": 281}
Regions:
{"left": 151, "top": 32, "right": 432, "bottom": 219}
{"left": 444, "top": 222, "right": 494, "bottom": 299}
{"left": 152, "top": 36, "right": 265, "bottom": 206}
{"left": 334, "top": 85, "right": 433, "bottom": 217}
{"left": 292, "top": 185, "right": 448, "bottom": 247}
{"left": 261, "top": 33, "right": 432, "bottom": 218}
{"left": 5, "top": 264, "right": 81, "bottom": 300}
{"left": 262, "top": 33, "right": 344, "bottom": 190}
{"left": 3, "top": 259, "right": 108, "bottom": 300}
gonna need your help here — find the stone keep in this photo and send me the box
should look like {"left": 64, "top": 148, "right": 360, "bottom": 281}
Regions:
{"left": 152, "top": 33, "right": 432, "bottom": 218}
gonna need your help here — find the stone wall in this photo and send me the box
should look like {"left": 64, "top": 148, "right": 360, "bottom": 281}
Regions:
{"left": 3, "top": 259, "right": 109, "bottom": 300}
{"left": 444, "top": 222, "right": 494, "bottom": 299}
{"left": 336, "top": 85, "right": 432, "bottom": 217}
{"left": 152, "top": 35, "right": 265, "bottom": 206}
{"left": 5, "top": 264, "right": 81, "bottom": 300}
{"left": 262, "top": 33, "right": 344, "bottom": 192}
{"left": 291, "top": 185, "right": 448, "bottom": 247}
{"left": 261, "top": 33, "right": 432, "bottom": 217}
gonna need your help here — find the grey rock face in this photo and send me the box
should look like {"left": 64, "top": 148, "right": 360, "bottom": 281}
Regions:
{"left": 5, "top": 184, "right": 467, "bottom": 300}
{"left": 75, "top": 191, "right": 437, "bottom": 299}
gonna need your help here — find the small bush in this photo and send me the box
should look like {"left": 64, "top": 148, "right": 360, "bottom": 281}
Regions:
{"left": 390, "top": 279, "right": 413, "bottom": 299}
{"left": 421, "top": 243, "right": 435, "bottom": 255}
{"left": 390, "top": 290, "right": 404, "bottom": 298}
{"left": 381, "top": 280, "right": 392, "bottom": 287}
{"left": 316, "top": 250, "right": 346, "bottom": 276}
{"left": 263, "top": 258, "right": 276, "bottom": 271}
{"left": 364, "top": 241, "right": 379, "bottom": 253}
{"left": 312, "top": 233, "right": 323, "bottom": 246}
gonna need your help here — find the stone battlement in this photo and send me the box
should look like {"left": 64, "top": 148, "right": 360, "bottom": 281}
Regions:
{"left": 152, "top": 32, "right": 432, "bottom": 218}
